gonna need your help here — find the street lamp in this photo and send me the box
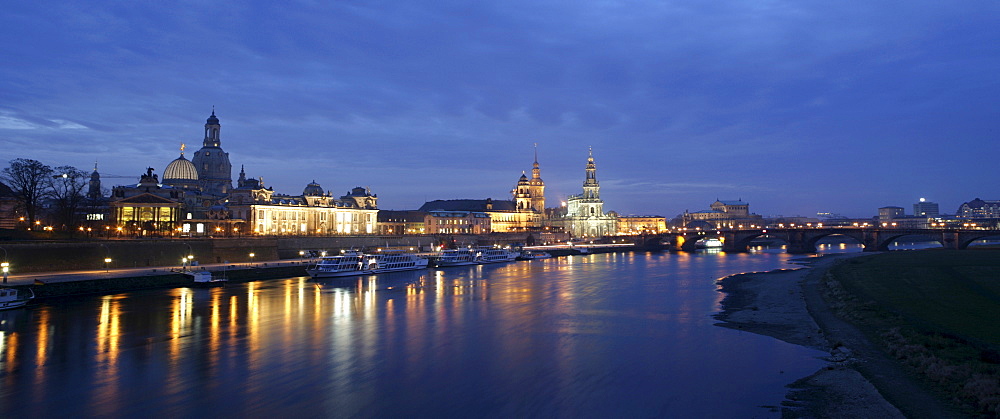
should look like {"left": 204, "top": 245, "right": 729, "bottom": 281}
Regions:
{"left": 249, "top": 252, "right": 255, "bottom": 267}
{"left": 104, "top": 257, "right": 112, "bottom": 273}
{"left": 181, "top": 256, "right": 189, "bottom": 272}
{"left": 1, "top": 262, "right": 9, "bottom": 285}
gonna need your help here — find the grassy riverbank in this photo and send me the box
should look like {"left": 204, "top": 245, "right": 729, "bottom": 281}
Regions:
{"left": 825, "top": 249, "right": 1000, "bottom": 416}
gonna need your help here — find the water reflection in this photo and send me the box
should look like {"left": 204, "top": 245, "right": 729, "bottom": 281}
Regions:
{"left": 0, "top": 252, "right": 824, "bottom": 417}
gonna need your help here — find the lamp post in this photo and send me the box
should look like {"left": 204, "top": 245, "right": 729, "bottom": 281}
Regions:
{"left": 181, "top": 256, "right": 189, "bottom": 272}
{"left": 1, "top": 262, "right": 9, "bottom": 285}
{"left": 249, "top": 252, "right": 255, "bottom": 268}
{"left": 104, "top": 257, "right": 112, "bottom": 273}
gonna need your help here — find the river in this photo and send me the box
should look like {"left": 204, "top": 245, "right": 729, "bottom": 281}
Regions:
{"left": 0, "top": 249, "right": 841, "bottom": 417}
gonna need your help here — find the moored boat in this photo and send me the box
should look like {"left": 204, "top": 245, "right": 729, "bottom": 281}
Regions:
{"left": 474, "top": 246, "right": 518, "bottom": 264}
{"left": 0, "top": 287, "right": 33, "bottom": 310}
{"left": 517, "top": 250, "right": 552, "bottom": 260}
{"left": 429, "top": 248, "right": 480, "bottom": 267}
{"left": 307, "top": 250, "right": 429, "bottom": 278}
{"left": 188, "top": 271, "right": 227, "bottom": 287}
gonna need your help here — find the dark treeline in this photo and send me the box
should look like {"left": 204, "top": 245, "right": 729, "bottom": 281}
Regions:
{"left": 1, "top": 158, "right": 98, "bottom": 232}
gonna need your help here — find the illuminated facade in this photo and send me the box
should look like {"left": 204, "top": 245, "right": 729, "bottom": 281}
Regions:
{"left": 957, "top": 198, "right": 1000, "bottom": 219}
{"left": 108, "top": 168, "right": 184, "bottom": 235}
{"left": 418, "top": 199, "right": 534, "bottom": 232}
{"left": 425, "top": 210, "right": 491, "bottom": 234}
{"left": 107, "top": 111, "right": 381, "bottom": 237}
{"left": 681, "top": 200, "right": 763, "bottom": 228}
{"left": 617, "top": 215, "right": 667, "bottom": 234}
{"left": 228, "top": 177, "right": 378, "bottom": 235}
{"left": 560, "top": 148, "right": 617, "bottom": 237}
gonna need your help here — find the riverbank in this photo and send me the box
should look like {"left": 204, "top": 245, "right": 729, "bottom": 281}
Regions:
{"left": 715, "top": 253, "right": 967, "bottom": 418}
{"left": 9, "top": 264, "right": 309, "bottom": 299}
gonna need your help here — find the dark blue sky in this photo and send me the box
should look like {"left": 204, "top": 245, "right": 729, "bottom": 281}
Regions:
{"left": 2, "top": 1, "right": 998, "bottom": 218}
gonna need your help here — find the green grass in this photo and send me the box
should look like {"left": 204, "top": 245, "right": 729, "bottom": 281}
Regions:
{"left": 831, "top": 249, "right": 1000, "bottom": 348}
{"left": 827, "top": 249, "right": 1000, "bottom": 415}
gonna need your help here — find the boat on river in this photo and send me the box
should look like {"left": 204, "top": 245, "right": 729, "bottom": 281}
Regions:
{"left": 307, "top": 250, "right": 429, "bottom": 278}
{"left": 429, "top": 248, "right": 480, "bottom": 267}
{"left": 0, "top": 287, "right": 33, "bottom": 310}
{"left": 474, "top": 246, "right": 519, "bottom": 264}
{"left": 517, "top": 250, "right": 552, "bottom": 260}
{"left": 188, "top": 271, "right": 227, "bottom": 287}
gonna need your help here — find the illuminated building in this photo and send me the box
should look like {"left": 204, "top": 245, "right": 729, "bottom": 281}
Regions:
{"left": 419, "top": 199, "right": 532, "bottom": 232}
{"left": 558, "top": 148, "right": 617, "bottom": 237}
{"left": 228, "top": 177, "right": 378, "bottom": 235}
{"left": 913, "top": 198, "right": 939, "bottom": 217}
{"left": 190, "top": 110, "right": 233, "bottom": 195}
{"left": 108, "top": 110, "right": 381, "bottom": 236}
{"left": 425, "top": 210, "right": 491, "bottom": 234}
{"left": 957, "top": 198, "right": 1000, "bottom": 219}
{"left": 681, "top": 200, "right": 763, "bottom": 229}
{"left": 377, "top": 210, "right": 427, "bottom": 235}
{"left": 616, "top": 215, "right": 667, "bottom": 234}
{"left": 108, "top": 168, "right": 184, "bottom": 234}
{"left": 878, "top": 206, "right": 905, "bottom": 221}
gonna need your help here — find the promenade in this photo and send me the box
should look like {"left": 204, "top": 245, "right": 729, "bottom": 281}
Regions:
{"left": 2, "top": 258, "right": 315, "bottom": 287}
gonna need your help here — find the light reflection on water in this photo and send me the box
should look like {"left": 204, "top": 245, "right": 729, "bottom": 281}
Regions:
{"left": 0, "top": 252, "right": 828, "bottom": 417}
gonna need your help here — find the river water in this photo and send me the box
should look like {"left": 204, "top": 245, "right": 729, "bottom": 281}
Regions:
{"left": 0, "top": 250, "right": 836, "bottom": 417}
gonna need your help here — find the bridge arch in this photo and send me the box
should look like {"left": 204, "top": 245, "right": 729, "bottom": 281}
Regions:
{"left": 875, "top": 233, "right": 943, "bottom": 251}
{"left": 959, "top": 233, "right": 1000, "bottom": 249}
{"left": 804, "top": 232, "right": 866, "bottom": 253}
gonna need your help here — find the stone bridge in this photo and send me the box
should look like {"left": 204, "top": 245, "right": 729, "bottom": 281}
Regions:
{"left": 639, "top": 227, "right": 1000, "bottom": 254}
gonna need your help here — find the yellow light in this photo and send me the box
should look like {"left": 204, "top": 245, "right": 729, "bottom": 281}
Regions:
{"left": 104, "top": 258, "right": 112, "bottom": 263}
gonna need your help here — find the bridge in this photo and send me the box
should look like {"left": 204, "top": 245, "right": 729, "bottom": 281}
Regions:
{"left": 641, "top": 227, "right": 1000, "bottom": 254}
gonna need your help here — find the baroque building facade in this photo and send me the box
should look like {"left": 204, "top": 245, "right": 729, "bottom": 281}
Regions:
{"left": 555, "top": 148, "right": 617, "bottom": 237}
{"left": 107, "top": 111, "right": 380, "bottom": 236}
{"left": 680, "top": 200, "right": 764, "bottom": 229}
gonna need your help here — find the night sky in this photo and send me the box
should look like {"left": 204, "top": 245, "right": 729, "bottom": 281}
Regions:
{"left": 2, "top": 2, "right": 998, "bottom": 218}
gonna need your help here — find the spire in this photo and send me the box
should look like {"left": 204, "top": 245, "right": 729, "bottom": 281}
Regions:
{"left": 204, "top": 108, "right": 221, "bottom": 147}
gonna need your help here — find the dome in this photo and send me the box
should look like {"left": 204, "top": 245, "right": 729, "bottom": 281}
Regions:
{"left": 164, "top": 154, "right": 199, "bottom": 181}
{"left": 206, "top": 110, "right": 220, "bottom": 125}
{"left": 303, "top": 180, "right": 324, "bottom": 196}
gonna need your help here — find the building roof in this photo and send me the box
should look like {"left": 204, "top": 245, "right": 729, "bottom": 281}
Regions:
{"left": 716, "top": 200, "right": 746, "bottom": 206}
{"left": 377, "top": 210, "right": 427, "bottom": 222}
{"left": 0, "top": 181, "right": 14, "bottom": 197}
{"left": 113, "top": 193, "right": 181, "bottom": 205}
{"left": 418, "top": 199, "right": 516, "bottom": 212}
{"left": 163, "top": 154, "right": 199, "bottom": 181}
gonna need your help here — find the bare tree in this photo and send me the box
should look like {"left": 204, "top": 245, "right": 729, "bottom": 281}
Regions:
{"left": 0, "top": 158, "right": 52, "bottom": 228}
{"left": 48, "top": 166, "right": 89, "bottom": 231}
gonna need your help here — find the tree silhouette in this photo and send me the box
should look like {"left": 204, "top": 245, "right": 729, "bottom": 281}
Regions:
{"left": 1, "top": 158, "right": 52, "bottom": 228}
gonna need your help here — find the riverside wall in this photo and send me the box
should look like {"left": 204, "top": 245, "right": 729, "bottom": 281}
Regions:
{"left": 0, "top": 231, "right": 573, "bottom": 273}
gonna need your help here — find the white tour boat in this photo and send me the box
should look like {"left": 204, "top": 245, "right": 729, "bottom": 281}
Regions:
{"left": 307, "top": 250, "right": 429, "bottom": 278}
{"left": 0, "top": 287, "right": 33, "bottom": 311}
{"left": 474, "top": 246, "right": 519, "bottom": 264}
{"left": 188, "top": 271, "right": 227, "bottom": 287}
{"left": 429, "top": 248, "right": 480, "bottom": 267}
{"left": 517, "top": 250, "right": 552, "bottom": 260}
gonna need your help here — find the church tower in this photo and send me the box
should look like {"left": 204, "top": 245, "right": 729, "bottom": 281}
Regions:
{"left": 582, "top": 147, "right": 599, "bottom": 200}
{"left": 528, "top": 144, "right": 545, "bottom": 212}
{"left": 191, "top": 109, "right": 233, "bottom": 195}
{"left": 514, "top": 172, "right": 532, "bottom": 211}
{"left": 87, "top": 162, "right": 102, "bottom": 200}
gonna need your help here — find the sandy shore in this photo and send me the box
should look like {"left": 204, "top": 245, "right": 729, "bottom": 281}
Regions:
{"left": 715, "top": 253, "right": 964, "bottom": 418}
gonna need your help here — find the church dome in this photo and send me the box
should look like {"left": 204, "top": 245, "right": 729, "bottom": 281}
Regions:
{"left": 164, "top": 154, "right": 199, "bottom": 181}
{"left": 206, "top": 110, "right": 220, "bottom": 125}
{"left": 303, "top": 180, "right": 324, "bottom": 196}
